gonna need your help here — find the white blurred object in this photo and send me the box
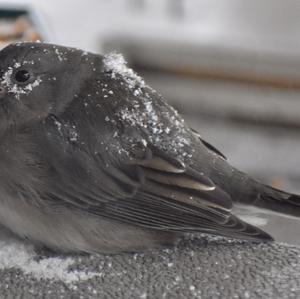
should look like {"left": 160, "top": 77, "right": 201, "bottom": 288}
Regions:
{"left": 101, "top": 0, "right": 300, "bottom": 82}
{"left": 97, "top": 0, "right": 300, "bottom": 129}
{"left": 0, "top": 0, "right": 298, "bottom": 58}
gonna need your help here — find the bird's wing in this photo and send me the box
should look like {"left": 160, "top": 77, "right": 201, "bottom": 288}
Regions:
{"left": 95, "top": 147, "right": 272, "bottom": 241}
{"left": 43, "top": 134, "right": 272, "bottom": 242}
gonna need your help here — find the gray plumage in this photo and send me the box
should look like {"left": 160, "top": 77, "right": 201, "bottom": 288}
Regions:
{"left": 0, "top": 42, "right": 298, "bottom": 253}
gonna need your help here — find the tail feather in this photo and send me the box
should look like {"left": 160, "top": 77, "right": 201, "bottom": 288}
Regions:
{"left": 256, "top": 185, "right": 300, "bottom": 217}
{"left": 285, "top": 194, "right": 300, "bottom": 206}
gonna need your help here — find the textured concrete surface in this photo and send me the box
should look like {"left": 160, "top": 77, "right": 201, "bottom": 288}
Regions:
{"left": 0, "top": 233, "right": 300, "bottom": 299}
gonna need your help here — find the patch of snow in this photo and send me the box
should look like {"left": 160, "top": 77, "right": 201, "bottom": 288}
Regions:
{"left": 103, "top": 52, "right": 145, "bottom": 90}
{"left": 118, "top": 98, "right": 192, "bottom": 160}
{"left": 103, "top": 52, "right": 193, "bottom": 161}
{"left": 0, "top": 237, "right": 100, "bottom": 284}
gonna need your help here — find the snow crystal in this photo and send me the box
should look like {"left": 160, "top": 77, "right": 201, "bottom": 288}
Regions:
{"left": 55, "top": 48, "right": 64, "bottom": 61}
{"left": 54, "top": 119, "right": 62, "bottom": 134}
{"left": 133, "top": 89, "right": 141, "bottom": 97}
{"left": 69, "top": 126, "right": 79, "bottom": 142}
{"left": 141, "top": 139, "right": 147, "bottom": 146}
{"left": 0, "top": 237, "right": 100, "bottom": 284}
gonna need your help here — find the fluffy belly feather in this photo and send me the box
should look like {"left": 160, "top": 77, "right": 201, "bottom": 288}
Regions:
{"left": 0, "top": 196, "right": 178, "bottom": 253}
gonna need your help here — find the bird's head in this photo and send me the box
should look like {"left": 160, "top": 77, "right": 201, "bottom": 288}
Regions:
{"left": 0, "top": 42, "right": 102, "bottom": 135}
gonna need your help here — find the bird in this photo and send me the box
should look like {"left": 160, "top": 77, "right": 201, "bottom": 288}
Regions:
{"left": 0, "top": 41, "right": 298, "bottom": 254}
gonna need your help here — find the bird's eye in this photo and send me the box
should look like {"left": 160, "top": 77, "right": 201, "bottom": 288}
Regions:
{"left": 14, "top": 70, "right": 30, "bottom": 83}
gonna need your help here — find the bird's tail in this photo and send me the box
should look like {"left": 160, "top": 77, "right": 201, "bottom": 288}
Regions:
{"left": 252, "top": 184, "right": 300, "bottom": 218}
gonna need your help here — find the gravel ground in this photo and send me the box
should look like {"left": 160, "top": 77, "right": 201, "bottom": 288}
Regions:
{"left": 0, "top": 231, "right": 300, "bottom": 299}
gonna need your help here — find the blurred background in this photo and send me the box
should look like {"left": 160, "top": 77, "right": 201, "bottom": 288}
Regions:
{"left": 0, "top": 0, "right": 299, "bottom": 243}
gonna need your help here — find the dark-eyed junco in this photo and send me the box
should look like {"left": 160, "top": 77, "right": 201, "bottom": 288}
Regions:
{"left": 0, "top": 42, "right": 298, "bottom": 253}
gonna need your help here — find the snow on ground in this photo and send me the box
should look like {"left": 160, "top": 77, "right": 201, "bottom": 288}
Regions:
{"left": 0, "top": 226, "right": 99, "bottom": 285}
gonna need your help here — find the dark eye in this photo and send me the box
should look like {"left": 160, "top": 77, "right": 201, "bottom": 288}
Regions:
{"left": 14, "top": 70, "right": 30, "bottom": 83}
